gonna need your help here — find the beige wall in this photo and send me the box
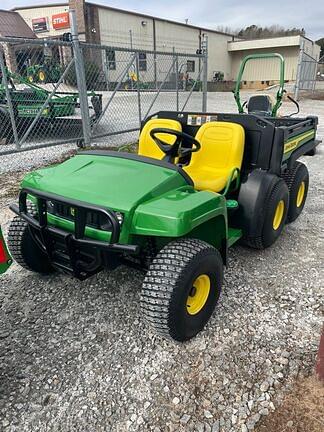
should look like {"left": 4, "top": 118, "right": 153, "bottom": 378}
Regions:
{"left": 97, "top": 6, "right": 233, "bottom": 82}
{"left": 154, "top": 20, "right": 199, "bottom": 52}
{"left": 230, "top": 46, "right": 300, "bottom": 81}
{"left": 98, "top": 8, "right": 154, "bottom": 50}
{"left": 205, "top": 31, "right": 233, "bottom": 81}
{"left": 16, "top": 5, "right": 70, "bottom": 38}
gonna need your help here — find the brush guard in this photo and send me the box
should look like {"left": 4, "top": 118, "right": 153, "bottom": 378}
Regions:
{"left": 10, "top": 188, "right": 139, "bottom": 280}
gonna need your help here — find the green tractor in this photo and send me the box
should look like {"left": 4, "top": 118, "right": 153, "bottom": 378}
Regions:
{"left": 26, "top": 60, "right": 62, "bottom": 84}
{"left": 7, "top": 104, "right": 320, "bottom": 340}
{"left": 0, "top": 69, "right": 102, "bottom": 143}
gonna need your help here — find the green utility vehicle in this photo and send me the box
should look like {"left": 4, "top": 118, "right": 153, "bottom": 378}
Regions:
{"left": 0, "top": 70, "right": 102, "bottom": 142}
{"left": 7, "top": 108, "right": 320, "bottom": 341}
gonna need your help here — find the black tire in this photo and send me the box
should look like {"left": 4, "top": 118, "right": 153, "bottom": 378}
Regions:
{"left": 305, "top": 147, "right": 316, "bottom": 156}
{"left": 7, "top": 207, "right": 54, "bottom": 274}
{"left": 140, "top": 238, "right": 223, "bottom": 341}
{"left": 283, "top": 162, "right": 309, "bottom": 223}
{"left": 245, "top": 178, "right": 289, "bottom": 249}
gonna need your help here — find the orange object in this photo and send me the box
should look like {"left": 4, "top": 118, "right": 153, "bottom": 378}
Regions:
{"left": 52, "top": 12, "right": 70, "bottom": 30}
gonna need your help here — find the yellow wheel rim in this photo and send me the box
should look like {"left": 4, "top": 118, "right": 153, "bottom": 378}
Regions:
{"left": 28, "top": 76, "right": 33, "bottom": 83}
{"left": 186, "top": 274, "right": 210, "bottom": 315}
{"left": 273, "top": 200, "right": 285, "bottom": 230}
{"left": 296, "top": 181, "right": 305, "bottom": 207}
{"left": 39, "top": 71, "right": 45, "bottom": 81}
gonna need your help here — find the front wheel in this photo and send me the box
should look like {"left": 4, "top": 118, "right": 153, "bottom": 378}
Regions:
{"left": 140, "top": 238, "right": 223, "bottom": 341}
{"left": 7, "top": 210, "right": 54, "bottom": 274}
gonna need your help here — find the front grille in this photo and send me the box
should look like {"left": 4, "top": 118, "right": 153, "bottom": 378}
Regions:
{"left": 47, "top": 201, "right": 113, "bottom": 231}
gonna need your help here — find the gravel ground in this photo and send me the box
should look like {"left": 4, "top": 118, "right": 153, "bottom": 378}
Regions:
{"left": 0, "top": 92, "right": 323, "bottom": 432}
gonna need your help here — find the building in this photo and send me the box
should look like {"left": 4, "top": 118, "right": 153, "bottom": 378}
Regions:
{"left": 0, "top": 9, "right": 36, "bottom": 72}
{"left": 229, "top": 35, "right": 320, "bottom": 89}
{"left": 8, "top": 1, "right": 321, "bottom": 87}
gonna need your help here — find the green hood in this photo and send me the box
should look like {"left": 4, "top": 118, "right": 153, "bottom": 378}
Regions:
{"left": 22, "top": 152, "right": 190, "bottom": 212}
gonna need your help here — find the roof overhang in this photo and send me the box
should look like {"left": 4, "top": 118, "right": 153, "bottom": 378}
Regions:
{"left": 228, "top": 35, "right": 302, "bottom": 52}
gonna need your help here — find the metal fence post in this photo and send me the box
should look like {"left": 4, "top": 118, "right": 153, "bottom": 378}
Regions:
{"left": 70, "top": 10, "right": 91, "bottom": 147}
{"left": 0, "top": 49, "right": 19, "bottom": 146}
{"left": 175, "top": 54, "right": 179, "bottom": 111}
{"left": 135, "top": 51, "right": 142, "bottom": 127}
{"left": 294, "top": 40, "right": 304, "bottom": 101}
{"left": 201, "top": 34, "right": 208, "bottom": 112}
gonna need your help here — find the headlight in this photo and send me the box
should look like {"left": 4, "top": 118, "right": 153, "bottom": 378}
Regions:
{"left": 47, "top": 200, "right": 55, "bottom": 213}
{"left": 115, "top": 212, "right": 124, "bottom": 225}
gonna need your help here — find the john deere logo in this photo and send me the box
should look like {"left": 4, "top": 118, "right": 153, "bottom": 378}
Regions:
{"left": 70, "top": 207, "right": 75, "bottom": 216}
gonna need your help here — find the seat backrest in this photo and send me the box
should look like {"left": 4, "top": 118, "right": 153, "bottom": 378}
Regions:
{"left": 189, "top": 121, "right": 245, "bottom": 172}
{"left": 248, "top": 94, "right": 274, "bottom": 116}
{"left": 138, "top": 118, "right": 182, "bottom": 160}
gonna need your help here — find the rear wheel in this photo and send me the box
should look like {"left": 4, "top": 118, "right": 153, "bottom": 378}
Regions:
{"left": 283, "top": 162, "right": 309, "bottom": 223}
{"left": 305, "top": 147, "right": 316, "bottom": 156}
{"left": 38, "top": 69, "right": 46, "bottom": 83}
{"left": 140, "top": 238, "right": 223, "bottom": 341}
{"left": 245, "top": 178, "right": 289, "bottom": 249}
{"left": 7, "top": 206, "right": 54, "bottom": 274}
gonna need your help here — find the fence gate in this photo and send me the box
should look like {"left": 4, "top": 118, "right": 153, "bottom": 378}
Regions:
{"left": 0, "top": 10, "right": 207, "bottom": 156}
{"left": 294, "top": 49, "right": 318, "bottom": 99}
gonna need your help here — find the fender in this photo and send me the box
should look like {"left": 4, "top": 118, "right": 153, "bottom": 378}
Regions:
{"left": 132, "top": 188, "right": 227, "bottom": 239}
{"left": 235, "top": 170, "right": 279, "bottom": 239}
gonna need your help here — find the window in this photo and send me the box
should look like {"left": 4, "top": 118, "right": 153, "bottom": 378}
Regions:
{"left": 106, "top": 49, "right": 116, "bottom": 70}
{"left": 139, "top": 52, "right": 147, "bottom": 71}
{"left": 187, "top": 60, "right": 195, "bottom": 73}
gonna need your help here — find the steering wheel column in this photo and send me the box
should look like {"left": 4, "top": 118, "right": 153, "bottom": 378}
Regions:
{"left": 150, "top": 128, "right": 201, "bottom": 163}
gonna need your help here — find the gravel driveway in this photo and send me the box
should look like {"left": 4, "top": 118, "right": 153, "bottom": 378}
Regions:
{"left": 0, "top": 93, "right": 323, "bottom": 432}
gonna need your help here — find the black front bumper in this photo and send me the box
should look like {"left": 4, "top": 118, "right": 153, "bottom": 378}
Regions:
{"left": 10, "top": 188, "right": 139, "bottom": 280}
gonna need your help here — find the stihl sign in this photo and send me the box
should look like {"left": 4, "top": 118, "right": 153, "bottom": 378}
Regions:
{"left": 52, "top": 12, "right": 70, "bottom": 30}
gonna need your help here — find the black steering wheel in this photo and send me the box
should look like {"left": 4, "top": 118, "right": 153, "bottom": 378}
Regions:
{"left": 150, "top": 128, "right": 201, "bottom": 162}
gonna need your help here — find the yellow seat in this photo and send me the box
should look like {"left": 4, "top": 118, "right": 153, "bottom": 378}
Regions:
{"left": 183, "top": 122, "right": 245, "bottom": 193}
{"left": 138, "top": 118, "right": 182, "bottom": 160}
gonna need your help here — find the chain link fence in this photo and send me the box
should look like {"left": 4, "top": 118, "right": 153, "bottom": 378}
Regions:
{"left": 0, "top": 12, "right": 207, "bottom": 156}
{"left": 294, "top": 49, "right": 319, "bottom": 99}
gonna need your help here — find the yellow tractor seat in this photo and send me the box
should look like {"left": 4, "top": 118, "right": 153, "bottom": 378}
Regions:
{"left": 138, "top": 118, "right": 182, "bottom": 160}
{"left": 183, "top": 121, "right": 245, "bottom": 193}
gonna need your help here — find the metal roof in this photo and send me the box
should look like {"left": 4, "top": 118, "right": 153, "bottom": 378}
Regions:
{"left": 0, "top": 9, "right": 36, "bottom": 38}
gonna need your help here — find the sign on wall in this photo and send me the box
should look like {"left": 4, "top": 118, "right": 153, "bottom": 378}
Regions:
{"left": 32, "top": 17, "right": 49, "bottom": 33}
{"left": 52, "top": 12, "right": 70, "bottom": 30}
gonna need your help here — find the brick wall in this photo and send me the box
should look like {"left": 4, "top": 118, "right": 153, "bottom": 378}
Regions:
{"left": 69, "top": 0, "right": 86, "bottom": 36}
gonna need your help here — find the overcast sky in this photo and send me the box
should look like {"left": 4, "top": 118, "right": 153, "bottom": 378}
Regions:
{"left": 3, "top": 0, "right": 323, "bottom": 40}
